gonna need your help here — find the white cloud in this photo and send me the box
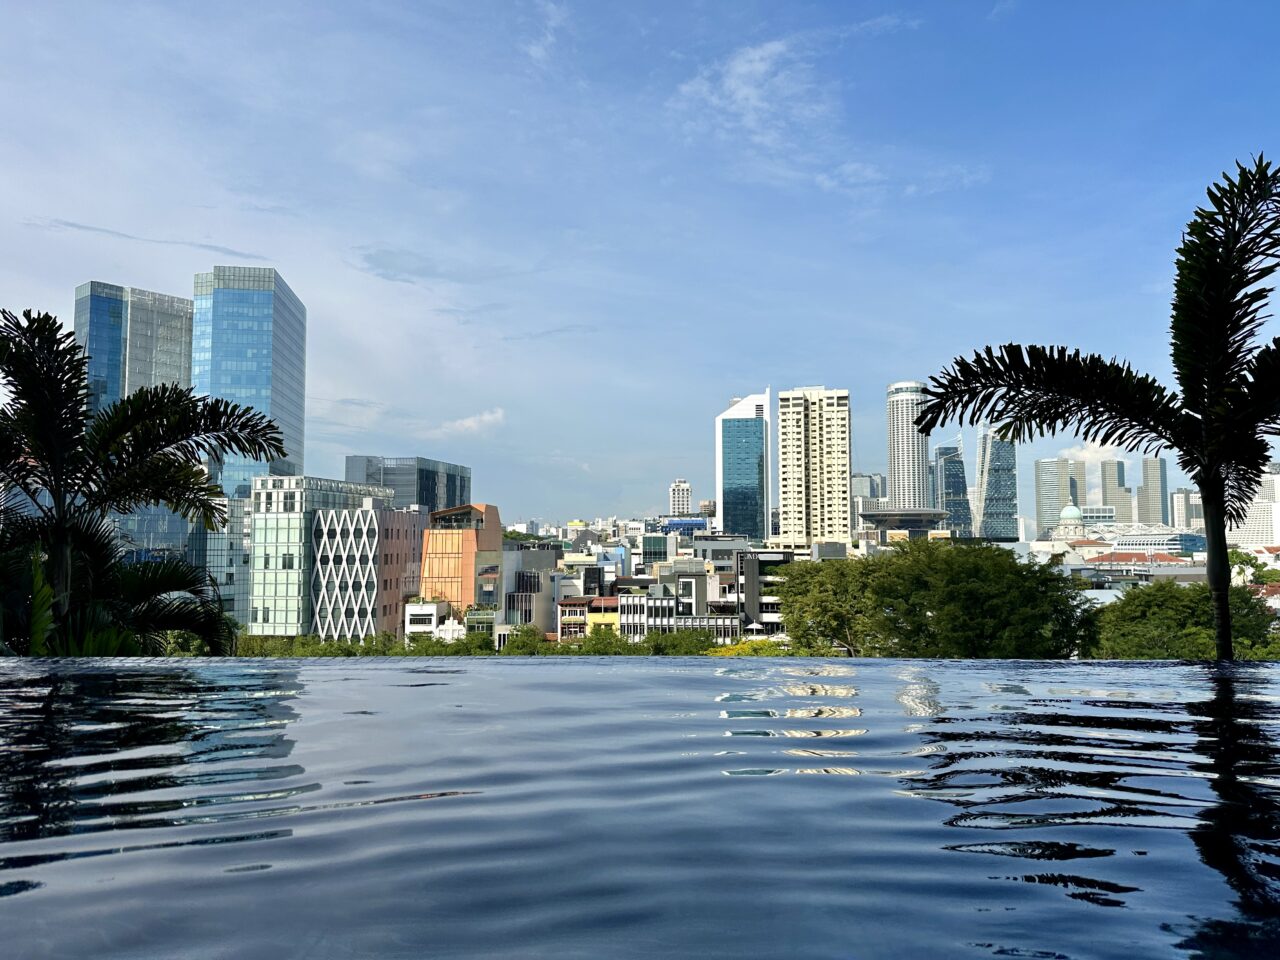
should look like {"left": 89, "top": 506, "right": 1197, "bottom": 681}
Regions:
{"left": 670, "top": 20, "right": 991, "bottom": 203}
{"left": 988, "top": 0, "right": 1019, "bottom": 21}
{"left": 308, "top": 399, "right": 505, "bottom": 444}
{"left": 426, "top": 407, "right": 506, "bottom": 438}
{"left": 1057, "top": 440, "right": 1130, "bottom": 502}
{"left": 525, "top": 1, "right": 568, "bottom": 67}
{"left": 674, "top": 38, "right": 830, "bottom": 151}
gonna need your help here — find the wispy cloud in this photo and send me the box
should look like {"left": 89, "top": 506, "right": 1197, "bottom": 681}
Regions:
{"left": 430, "top": 407, "right": 506, "bottom": 437}
{"left": 354, "top": 245, "right": 550, "bottom": 286}
{"left": 525, "top": 1, "right": 568, "bottom": 67}
{"left": 28, "top": 218, "right": 266, "bottom": 260}
{"left": 988, "top": 0, "right": 1019, "bottom": 21}
{"left": 670, "top": 19, "right": 957, "bottom": 199}
{"left": 309, "top": 397, "right": 507, "bottom": 443}
{"left": 903, "top": 163, "right": 992, "bottom": 197}
{"left": 501, "top": 322, "right": 591, "bottom": 342}
{"left": 673, "top": 37, "right": 831, "bottom": 151}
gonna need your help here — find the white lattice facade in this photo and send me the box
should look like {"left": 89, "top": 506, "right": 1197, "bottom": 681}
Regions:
{"left": 248, "top": 476, "right": 393, "bottom": 636}
{"left": 311, "top": 505, "right": 425, "bottom": 640}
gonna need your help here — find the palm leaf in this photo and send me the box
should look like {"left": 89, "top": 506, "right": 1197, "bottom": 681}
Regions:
{"left": 915, "top": 343, "right": 1185, "bottom": 452}
{"left": 106, "top": 556, "right": 234, "bottom": 655}
{"left": 1170, "top": 156, "right": 1280, "bottom": 418}
{"left": 26, "top": 552, "right": 54, "bottom": 657}
{"left": 82, "top": 383, "right": 285, "bottom": 516}
{"left": 0, "top": 310, "right": 91, "bottom": 516}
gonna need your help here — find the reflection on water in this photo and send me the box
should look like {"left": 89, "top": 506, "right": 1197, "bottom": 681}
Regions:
{"left": 0, "top": 658, "right": 1278, "bottom": 959}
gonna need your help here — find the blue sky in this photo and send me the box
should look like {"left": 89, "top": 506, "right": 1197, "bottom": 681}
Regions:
{"left": 3, "top": 0, "right": 1279, "bottom": 522}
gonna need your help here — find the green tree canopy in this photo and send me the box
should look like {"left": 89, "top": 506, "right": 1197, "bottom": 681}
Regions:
{"left": 648, "top": 629, "right": 719, "bottom": 656}
{"left": 778, "top": 540, "right": 1096, "bottom": 659}
{"left": 500, "top": 623, "right": 550, "bottom": 655}
{"left": 1092, "top": 580, "right": 1280, "bottom": 660}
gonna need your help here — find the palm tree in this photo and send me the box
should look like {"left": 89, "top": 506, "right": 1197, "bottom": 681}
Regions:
{"left": 916, "top": 157, "right": 1280, "bottom": 661}
{"left": 0, "top": 308, "right": 285, "bottom": 655}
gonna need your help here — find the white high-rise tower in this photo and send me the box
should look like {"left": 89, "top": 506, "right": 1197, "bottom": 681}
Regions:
{"left": 886, "top": 381, "right": 930, "bottom": 509}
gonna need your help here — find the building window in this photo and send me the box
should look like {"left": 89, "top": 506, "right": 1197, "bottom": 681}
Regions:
{"left": 282, "top": 553, "right": 295, "bottom": 570}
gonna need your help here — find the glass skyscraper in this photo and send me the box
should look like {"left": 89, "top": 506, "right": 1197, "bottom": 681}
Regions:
{"left": 192, "top": 267, "right": 306, "bottom": 498}
{"left": 975, "top": 427, "right": 1018, "bottom": 541}
{"left": 715, "top": 390, "right": 771, "bottom": 542}
{"left": 933, "top": 445, "right": 973, "bottom": 538}
{"left": 74, "top": 281, "right": 193, "bottom": 416}
{"left": 74, "top": 281, "right": 194, "bottom": 558}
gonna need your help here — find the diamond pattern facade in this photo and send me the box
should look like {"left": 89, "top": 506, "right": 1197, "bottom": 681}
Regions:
{"left": 311, "top": 505, "right": 424, "bottom": 640}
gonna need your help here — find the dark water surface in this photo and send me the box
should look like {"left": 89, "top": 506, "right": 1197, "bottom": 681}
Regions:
{"left": 2, "top": 659, "right": 1279, "bottom": 959}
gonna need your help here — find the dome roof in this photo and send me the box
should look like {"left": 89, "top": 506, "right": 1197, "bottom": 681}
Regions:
{"left": 1059, "top": 505, "right": 1083, "bottom": 522}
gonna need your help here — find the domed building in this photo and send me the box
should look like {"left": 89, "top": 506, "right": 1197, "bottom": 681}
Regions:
{"left": 1051, "top": 504, "right": 1086, "bottom": 541}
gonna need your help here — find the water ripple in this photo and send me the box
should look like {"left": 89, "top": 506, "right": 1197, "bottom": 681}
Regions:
{"left": 0, "top": 658, "right": 1278, "bottom": 959}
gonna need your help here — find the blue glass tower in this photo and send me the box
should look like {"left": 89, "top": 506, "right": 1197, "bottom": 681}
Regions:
{"left": 75, "top": 281, "right": 195, "bottom": 558}
{"left": 192, "top": 267, "right": 306, "bottom": 498}
{"left": 74, "top": 282, "right": 126, "bottom": 415}
{"left": 715, "top": 390, "right": 771, "bottom": 541}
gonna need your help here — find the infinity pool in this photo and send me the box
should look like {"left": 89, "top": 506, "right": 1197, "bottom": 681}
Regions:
{"left": 1, "top": 659, "right": 1278, "bottom": 959}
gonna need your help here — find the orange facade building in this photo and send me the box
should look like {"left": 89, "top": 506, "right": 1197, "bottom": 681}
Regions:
{"left": 419, "top": 504, "right": 503, "bottom": 612}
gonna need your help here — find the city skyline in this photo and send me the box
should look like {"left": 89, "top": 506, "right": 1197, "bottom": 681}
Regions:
{"left": 5, "top": 2, "right": 1274, "bottom": 518}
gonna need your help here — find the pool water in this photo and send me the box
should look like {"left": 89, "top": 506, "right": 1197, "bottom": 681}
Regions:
{"left": 1, "top": 658, "right": 1278, "bottom": 959}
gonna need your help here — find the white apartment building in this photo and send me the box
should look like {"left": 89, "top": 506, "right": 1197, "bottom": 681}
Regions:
{"left": 776, "top": 386, "right": 851, "bottom": 546}
{"left": 669, "top": 478, "right": 692, "bottom": 516}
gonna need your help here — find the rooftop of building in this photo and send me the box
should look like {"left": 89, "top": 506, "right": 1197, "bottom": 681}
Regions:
{"left": 1091, "top": 551, "right": 1191, "bottom": 565}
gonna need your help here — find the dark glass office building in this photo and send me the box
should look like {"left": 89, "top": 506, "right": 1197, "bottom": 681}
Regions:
{"left": 933, "top": 445, "right": 973, "bottom": 538}
{"left": 975, "top": 428, "right": 1019, "bottom": 541}
{"left": 193, "top": 267, "right": 306, "bottom": 498}
{"left": 345, "top": 456, "right": 471, "bottom": 512}
{"left": 720, "top": 419, "right": 768, "bottom": 540}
